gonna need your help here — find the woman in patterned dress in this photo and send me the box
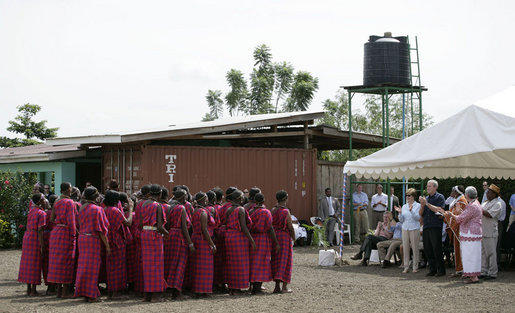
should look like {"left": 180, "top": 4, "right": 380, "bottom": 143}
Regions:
{"left": 164, "top": 188, "right": 194, "bottom": 298}
{"left": 47, "top": 182, "right": 77, "bottom": 298}
{"left": 190, "top": 192, "right": 217, "bottom": 297}
{"left": 248, "top": 193, "right": 280, "bottom": 294}
{"left": 74, "top": 187, "right": 110, "bottom": 302}
{"left": 18, "top": 193, "right": 47, "bottom": 296}
{"left": 271, "top": 190, "right": 295, "bottom": 294}
{"left": 224, "top": 189, "right": 256, "bottom": 295}
{"left": 139, "top": 184, "right": 168, "bottom": 302}
{"left": 103, "top": 190, "right": 133, "bottom": 298}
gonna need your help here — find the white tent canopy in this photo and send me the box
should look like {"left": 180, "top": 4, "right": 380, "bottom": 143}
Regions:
{"left": 476, "top": 85, "right": 515, "bottom": 118}
{"left": 343, "top": 102, "right": 515, "bottom": 179}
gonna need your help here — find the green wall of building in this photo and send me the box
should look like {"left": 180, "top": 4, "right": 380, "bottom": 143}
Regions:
{"left": 0, "top": 162, "right": 76, "bottom": 193}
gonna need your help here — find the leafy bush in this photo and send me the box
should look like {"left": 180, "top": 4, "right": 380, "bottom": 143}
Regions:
{"left": 0, "top": 218, "right": 13, "bottom": 248}
{"left": 0, "top": 170, "right": 37, "bottom": 248}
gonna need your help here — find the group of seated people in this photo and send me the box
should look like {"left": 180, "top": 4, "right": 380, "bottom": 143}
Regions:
{"left": 320, "top": 180, "right": 514, "bottom": 284}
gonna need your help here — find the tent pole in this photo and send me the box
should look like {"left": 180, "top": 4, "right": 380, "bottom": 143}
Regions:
{"left": 340, "top": 173, "right": 348, "bottom": 257}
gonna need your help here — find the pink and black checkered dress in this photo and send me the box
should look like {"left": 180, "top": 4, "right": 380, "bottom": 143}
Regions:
{"left": 47, "top": 198, "right": 77, "bottom": 284}
{"left": 164, "top": 203, "right": 190, "bottom": 290}
{"left": 213, "top": 203, "right": 230, "bottom": 285}
{"left": 271, "top": 206, "right": 293, "bottom": 283}
{"left": 104, "top": 205, "right": 127, "bottom": 292}
{"left": 41, "top": 209, "right": 54, "bottom": 285}
{"left": 225, "top": 206, "right": 253, "bottom": 289}
{"left": 249, "top": 206, "right": 273, "bottom": 283}
{"left": 18, "top": 206, "right": 46, "bottom": 284}
{"left": 125, "top": 211, "right": 137, "bottom": 283}
{"left": 190, "top": 207, "right": 216, "bottom": 293}
{"left": 140, "top": 200, "right": 167, "bottom": 293}
{"left": 74, "top": 203, "right": 109, "bottom": 298}
{"left": 130, "top": 200, "right": 147, "bottom": 291}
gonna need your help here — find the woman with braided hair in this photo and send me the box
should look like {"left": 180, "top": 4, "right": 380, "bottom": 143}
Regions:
{"left": 271, "top": 190, "right": 295, "bottom": 294}
{"left": 190, "top": 192, "right": 217, "bottom": 297}
{"left": 224, "top": 189, "right": 256, "bottom": 295}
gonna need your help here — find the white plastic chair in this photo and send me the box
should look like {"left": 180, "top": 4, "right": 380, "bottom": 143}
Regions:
{"left": 335, "top": 223, "right": 352, "bottom": 245}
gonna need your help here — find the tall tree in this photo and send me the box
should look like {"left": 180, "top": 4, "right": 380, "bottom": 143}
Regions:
{"left": 318, "top": 90, "right": 433, "bottom": 162}
{"left": 285, "top": 71, "right": 319, "bottom": 112}
{"left": 0, "top": 103, "right": 58, "bottom": 148}
{"left": 204, "top": 44, "right": 319, "bottom": 119}
{"left": 202, "top": 90, "right": 224, "bottom": 122}
{"left": 225, "top": 69, "right": 248, "bottom": 117}
{"left": 273, "top": 62, "right": 294, "bottom": 113}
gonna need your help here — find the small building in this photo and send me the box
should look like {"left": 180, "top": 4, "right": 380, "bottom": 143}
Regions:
{"left": 3, "top": 111, "right": 395, "bottom": 220}
{"left": 0, "top": 144, "right": 101, "bottom": 191}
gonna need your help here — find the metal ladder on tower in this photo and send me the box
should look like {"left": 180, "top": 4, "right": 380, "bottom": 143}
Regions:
{"left": 408, "top": 36, "right": 423, "bottom": 135}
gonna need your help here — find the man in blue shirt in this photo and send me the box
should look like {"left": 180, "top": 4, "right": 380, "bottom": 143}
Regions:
{"left": 509, "top": 193, "right": 515, "bottom": 229}
{"left": 352, "top": 184, "right": 369, "bottom": 244}
{"left": 419, "top": 179, "right": 446, "bottom": 277}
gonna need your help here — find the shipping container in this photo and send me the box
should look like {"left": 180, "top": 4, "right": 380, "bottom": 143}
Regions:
{"left": 103, "top": 145, "right": 317, "bottom": 220}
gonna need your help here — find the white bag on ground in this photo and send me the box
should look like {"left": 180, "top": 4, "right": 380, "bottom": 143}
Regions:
{"left": 369, "top": 249, "right": 380, "bottom": 263}
{"left": 318, "top": 249, "right": 337, "bottom": 266}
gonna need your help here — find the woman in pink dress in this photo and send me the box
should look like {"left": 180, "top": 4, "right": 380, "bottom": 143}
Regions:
{"left": 74, "top": 187, "right": 110, "bottom": 302}
{"left": 164, "top": 189, "right": 194, "bottom": 298}
{"left": 442, "top": 186, "right": 483, "bottom": 284}
{"left": 103, "top": 190, "right": 133, "bottom": 298}
{"left": 190, "top": 192, "right": 217, "bottom": 297}
{"left": 248, "top": 193, "right": 280, "bottom": 294}
{"left": 213, "top": 187, "right": 236, "bottom": 290}
{"left": 18, "top": 193, "right": 46, "bottom": 296}
{"left": 224, "top": 189, "right": 256, "bottom": 295}
{"left": 271, "top": 190, "right": 295, "bottom": 294}
{"left": 139, "top": 184, "right": 168, "bottom": 302}
{"left": 47, "top": 182, "right": 77, "bottom": 298}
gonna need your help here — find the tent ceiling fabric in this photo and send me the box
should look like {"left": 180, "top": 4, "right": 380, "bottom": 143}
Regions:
{"left": 344, "top": 99, "right": 515, "bottom": 179}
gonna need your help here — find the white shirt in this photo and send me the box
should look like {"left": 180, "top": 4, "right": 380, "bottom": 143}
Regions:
{"left": 326, "top": 196, "right": 335, "bottom": 216}
{"left": 371, "top": 193, "right": 388, "bottom": 212}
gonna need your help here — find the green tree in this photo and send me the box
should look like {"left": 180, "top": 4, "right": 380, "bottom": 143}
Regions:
{"left": 318, "top": 90, "right": 433, "bottom": 162}
{"left": 0, "top": 103, "right": 59, "bottom": 148}
{"left": 273, "top": 62, "right": 294, "bottom": 113}
{"left": 284, "top": 71, "right": 319, "bottom": 112}
{"left": 203, "top": 90, "right": 224, "bottom": 121}
{"left": 225, "top": 69, "right": 248, "bottom": 116}
{"left": 204, "top": 44, "right": 319, "bottom": 119}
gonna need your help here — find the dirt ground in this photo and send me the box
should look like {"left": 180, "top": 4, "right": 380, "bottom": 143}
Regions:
{"left": 0, "top": 246, "right": 513, "bottom": 313}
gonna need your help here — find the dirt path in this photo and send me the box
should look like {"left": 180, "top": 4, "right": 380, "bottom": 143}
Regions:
{"left": 1, "top": 246, "right": 513, "bottom": 313}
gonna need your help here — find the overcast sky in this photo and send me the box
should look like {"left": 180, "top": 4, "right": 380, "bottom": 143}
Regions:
{"left": 1, "top": 0, "right": 513, "bottom": 138}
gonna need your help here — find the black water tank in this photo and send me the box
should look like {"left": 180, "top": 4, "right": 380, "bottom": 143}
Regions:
{"left": 363, "top": 32, "right": 410, "bottom": 86}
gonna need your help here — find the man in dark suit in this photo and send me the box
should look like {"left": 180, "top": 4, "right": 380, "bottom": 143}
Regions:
{"left": 318, "top": 188, "right": 341, "bottom": 246}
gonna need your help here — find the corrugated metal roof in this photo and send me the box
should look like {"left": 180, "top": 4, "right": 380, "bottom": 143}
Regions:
{"left": 46, "top": 110, "right": 325, "bottom": 145}
{"left": 0, "top": 144, "right": 81, "bottom": 156}
{"left": 0, "top": 144, "right": 86, "bottom": 163}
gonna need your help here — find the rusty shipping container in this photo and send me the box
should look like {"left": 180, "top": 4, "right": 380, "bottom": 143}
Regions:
{"left": 103, "top": 145, "right": 317, "bottom": 221}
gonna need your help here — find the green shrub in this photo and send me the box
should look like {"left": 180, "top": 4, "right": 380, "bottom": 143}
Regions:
{"left": 0, "top": 170, "right": 37, "bottom": 248}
